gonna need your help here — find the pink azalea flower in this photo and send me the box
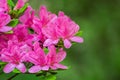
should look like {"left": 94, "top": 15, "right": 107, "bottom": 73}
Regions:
{"left": 56, "top": 12, "right": 83, "bottom": 48}
{"left": 42, "top": 23, "right": 59, "bottom": 47}
{"left": 27, "top": 6, "right": 58, "bottom": 46}
{"left": 43, "top": 11, "right": 83, "bottom": 48}
{"left": 14, "top": 0, "right": 29, "bottom": 10}
{"left": 28, "top": 42, "right": 49, "bottom": 73}
{"left": 19, "top": 6, "right": 45, "bottom": 42}
{"left": 46, "top": 45, "right": 68, "bottom": 70}
{"left": 0, "top": 40, "right": 28, "bottom": 73}
{"left": 38, "top": 6, "right": 59, "bottom": 46}
{"left": 0, "top": 13, "right": 12, "bottom": 32}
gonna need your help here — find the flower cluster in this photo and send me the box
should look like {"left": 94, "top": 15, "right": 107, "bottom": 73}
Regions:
{"left": 0, "top": 0, "right": 83, "bottom": 74}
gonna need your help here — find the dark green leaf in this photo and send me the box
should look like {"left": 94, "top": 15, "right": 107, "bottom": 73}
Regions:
{"left": 39, "top": 76, "right": 46, "bottom": 80}
{"left": 7, "top": 19, "right": 19, "bottom": 27}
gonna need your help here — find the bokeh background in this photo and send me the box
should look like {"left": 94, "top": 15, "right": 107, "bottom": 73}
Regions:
{"left": 1, "top": 0, "right": 120, "bottom": 80}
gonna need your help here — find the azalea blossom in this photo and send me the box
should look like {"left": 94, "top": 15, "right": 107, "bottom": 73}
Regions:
{"left": 28, "top": 42, "right": 49, "bottom": 73}
{"left": 43, "top": 11, "right": 83, "bottom": 48}
{"left": 56, "top": 12, "right": 83, "bottom": 48}
{"left": 28, "top": 42, "right": 67, "bottom": 73}
{"left": 0, "top": 40, "right": 30, "bottom": 73}
{"left": 46, "top": 45, "right": 68, "bottom": 70}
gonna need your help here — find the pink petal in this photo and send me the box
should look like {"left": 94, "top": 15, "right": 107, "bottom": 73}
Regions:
{"left": 0, "top": 26, "right": 12, "bottom": 32}
{"left": 3, "top": 63, "right": 16, "bottom": 73}
{"left": 33, "top": 42, "right": 46, "bottom": 65}
{"left": 50, "top": 65, "right": 57, "bottom": 70}
{"left": 43, "top": 39, "right": 53, "bottom": 46}
{"left": 39, "top": 6, "right": 48, "bottom": 21}
{"left": 47, "top": 45, "right": 56, "bottom": 64}
{"left": 70, "top": 36, "right": 83, "bottom": 43}
{"left": 28, "top": 66, "right": 41, "bottom": 73}
{"left": 52, "top": 39, "right": 59, "bottom": 44}
{"left": 28, "top": 55, "right": 39, "bottom": 65}
{"left": 16, "top": 63, "right": 26, "bottom": 73}
{"left": 56, "top": 50, "right": 66, "bottom": 62}
{"left": 63, "top": 39, "right": 72, "bottom": 48}
{"left": 54, "top": 63, "right": 68, "bottom": 69}
{"left": 41, "top": 66, "right": 49, "bottom": 71}
{"left": 33, "top": 42, "right": 41, "bottom": 51}
{"left": 0, "top": 8, "right": 5, "bottom": 12}
{"left": 48, "top": 45, "right": 56, "bottom": 56}
{"left": 0, "top": 13, "right": 11, "bottom": 26}
{"left": 58, "top": 11, "right": 65, "bottom": 16}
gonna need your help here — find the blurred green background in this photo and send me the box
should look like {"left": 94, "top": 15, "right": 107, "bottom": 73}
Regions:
{"left": 1, "top": 0, "right": 120, "bottom": 80}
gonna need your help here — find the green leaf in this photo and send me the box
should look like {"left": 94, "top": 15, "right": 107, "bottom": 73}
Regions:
{"left": 18, "top": 3, "right": 29, "bottom": 15}
{"left": 12, "top": 68, "right": 21, "bottom": 73}
{"left": 0, "top": 62, "right": 7, "bottom": 65}
{"left": 44, "top": 48, "right": 49, "bottom": 54}
{"left": 7, "top": 19, "right": 19, "bottom": 27}
{"left": 7, "top": 0, "right": 15, "bottom": 8}
{"left": 75, "top": 31, "right": 83, "bottom": 36}
{"left": 46, "top": 75, "right": 56, "bottom": 80}
{"left": 39, "top": 76, "right": 46, "bottom": 80}
{"left": 39, "top": 75, "right": 56, "bottom": 80}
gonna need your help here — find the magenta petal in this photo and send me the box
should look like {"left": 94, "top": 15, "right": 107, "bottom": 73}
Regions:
{"left": 3, "top": 63, "right": 16, "bottom": 73}
{"left": 16, "top": 63, "right": 26, "bottom": 73}
{"left": 64, "top": 39, "right": 72, "bottom": 48}
{"left": 70, "top": 36, "right": 83, "bottom": 43}
{"left": 54, "top": 63, "right": 68, "bottom": 69}
{"left": 28, "top": 66, "right": 41, "bottom": 73}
